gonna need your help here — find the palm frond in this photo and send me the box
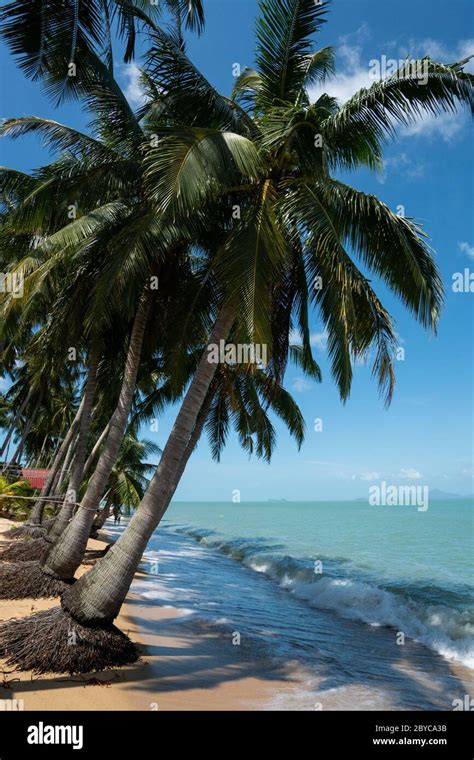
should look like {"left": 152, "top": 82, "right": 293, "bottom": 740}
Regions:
{"left": 255, "top": 0, "right": 329, "bottom": 106}
{"left": 214, "top": 181, "right": 288, "bottom": 346}
{"left": 323, "top": 57, "right": 474, "bottom": 151}
{"left": 144, "top": 128, "right": 262, "bottom": 214}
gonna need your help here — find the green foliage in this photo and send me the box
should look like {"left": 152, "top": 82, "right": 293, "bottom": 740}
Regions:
{"left": 1, "top": 0, "right": 473, "bottom": 472}
{"left": 0, "top": 475, "right": 34, "bottom": 517}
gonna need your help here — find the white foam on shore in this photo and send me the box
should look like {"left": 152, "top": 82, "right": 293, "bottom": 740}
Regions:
{"left": 108, "top": 521, "right": 474, "bottom": 671}
{"left": 277, "top": 573, "right": 474, "bottom": 669}
{"left": 179, "top": 528, "right": 474, "bottom": 670}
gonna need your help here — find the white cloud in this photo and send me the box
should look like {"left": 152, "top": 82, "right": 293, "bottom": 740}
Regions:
{"left": 310, "top": 330, "right": 328, "bottom": 351}
{"left": 289, "top": 329, "right": 328, "bottom": 351}
{"left": 360, "top": 472, "right": 380, "bottom": 481}
{"left": 309, "top": 24, "right": 374, "bottom": 105}
{"left": 399, "top": 38, "right": 474, "bottom": 72}
{"left": 402, "top": 111, "right": 468, "bottom": 142}
{"left": 378, "top": 152, "right": 425, "bottom": 184}
{"left": 459, "top": 241, "right": 474, "bottom": 259}
{"left": 307, "top": 460, "right": 383, "bottom": 482}
{"left": 289, "top": 328, "right": 302, "bottom": 344}
{"left": 121, "top": 63, "right": 147, "bottom": 107}
{"left": 320, "top": 69, "right": 373, "bottom": 105}
{"left": 399, "top": 467, "right": 422, "bottom": 480}
{"left": 292, "top": 377, "right": 313, "bottom": 393}
{"left": 395, "top": 37, "right": 474, "bottom": 142}
{"left": 309, "top": 33, "right": 473, "bottom": 143}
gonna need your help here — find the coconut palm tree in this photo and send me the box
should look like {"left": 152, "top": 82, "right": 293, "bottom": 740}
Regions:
{"left": 0, "top": 0, "right": 205, "bottom": 103}
{"left": 0, "top": 5, "right": 208, "bottom": 563}
{"left": 0, "top": 36, "right": 176, "bottom": 559}
{"left": 90, "top": 433, "right": 160, "bottom": 536}
{"left": 0, "top": 5, "right": 236, "bottom": 584}
{"left": 1, "top": 0, "right": 473, "bottom": 672}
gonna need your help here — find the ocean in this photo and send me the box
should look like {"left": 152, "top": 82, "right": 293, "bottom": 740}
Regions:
{"left": 120, "top": 498, "right": 473, "bottom": 710}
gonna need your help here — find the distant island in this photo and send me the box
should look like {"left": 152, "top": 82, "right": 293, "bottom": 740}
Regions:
{"left": 428, "top": 489, "right": 470, "bottom": 501}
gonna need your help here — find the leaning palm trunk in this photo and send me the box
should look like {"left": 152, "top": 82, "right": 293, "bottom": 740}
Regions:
{"left": 6, "top": 397, "right": 41, "bottom": 466}
{"left": 40, "top": 286, "right": 153, "bottom": 582}
{"left": 54, "top": 432, "right": 77, "bottom": 495}
{"left": 0, "top": 291, "right": 149, "bottom": 582}
{"left": 2, "top": 398, "right": 85, "bottom": 542}
{"left": 64, "top": 303, "right": 234, "bottom": 624}
{"left": 46, "top": 348, "right": 101, "bottom": 543}
{"left": 0, "top": 301, "right": 234, "bottom": 671}
{"left": 35, "top": 434, "right": 49, "bottom": 468}
{"left": 90, "top": 493, "right": 113, "bottom": 537}
{"left": 82, "top": 419, "right": 112, "bottom": 479}
{"left": 0, "top": 390, "right": 31, "bottom": 460}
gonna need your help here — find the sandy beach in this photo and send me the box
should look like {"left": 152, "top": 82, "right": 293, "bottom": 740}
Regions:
{"left": 0, "top": 519, "right": 300, "bottom": 711}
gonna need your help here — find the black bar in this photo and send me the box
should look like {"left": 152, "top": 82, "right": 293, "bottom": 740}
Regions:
{"left": 0, "top": 710, "right": 472, "bottom": 757}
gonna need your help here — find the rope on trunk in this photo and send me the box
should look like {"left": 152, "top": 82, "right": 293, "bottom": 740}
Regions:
{"left": 0, "top": 494, "right": 101, "bottom": 512}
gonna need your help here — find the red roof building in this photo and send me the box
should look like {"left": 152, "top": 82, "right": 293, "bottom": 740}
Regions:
{"left": 21, "top": 469, "right": 50, "bottom": 490}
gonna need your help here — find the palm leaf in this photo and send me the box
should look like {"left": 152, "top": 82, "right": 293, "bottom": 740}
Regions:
{"left": 255, "top": 0, "right": 329, "bottom": 106}
{"left": 144, "top": 128, "right": 262, "bottom": 214}
{"left": 324, "top": 57, "right": 474, "bottom": 149}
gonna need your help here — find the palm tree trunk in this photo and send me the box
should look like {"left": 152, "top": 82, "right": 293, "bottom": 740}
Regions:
{"left": 47, "top": 348, "right": 101, "bottom": 542}
{"left": 7, "top": 398, "right": 40, "bottom": 466}
{"left": 43, "top": 286, "right": 153, "bottom": 579}
{"left": 54, "top": 432, "right": 77, "bottom": 496}
{"left": 36, "top": 434, "right": 49, "bottom": 468}
{"left": 46, "top": 440, "right": 60, "bottom": 468}
{"left": 177, "top": 383, "right": 214, "bottom": 481}
{"left": 0, "top": 425, "right": 14, "bottom": 461}
{"left": 82, "top": 418, "right": 111, "bottom": 479}
{"left": 61, "top": 301, "right": 235, "bottom": 625}
{"left": 0, "top": 390, "right": 31, "bottom": 459}
{"left": 26, "top": 397, "right": 84, "bottom": 527}
{"left": 9, "top": 422, "right": 31, "bottom": 465}
{"left": 90, "top": 492, "right": 113, "bottom": 536}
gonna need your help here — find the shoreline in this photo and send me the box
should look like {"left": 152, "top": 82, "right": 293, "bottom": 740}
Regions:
{"left": 0, "top": 518, "right": 301, "bottom": 711}
{"left": 1, "top": 517, "right": 473, "bottom": 711}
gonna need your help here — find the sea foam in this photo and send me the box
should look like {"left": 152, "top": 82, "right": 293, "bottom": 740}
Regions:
{"left": 178, "top": 528, "right": 474, "bottom": 669}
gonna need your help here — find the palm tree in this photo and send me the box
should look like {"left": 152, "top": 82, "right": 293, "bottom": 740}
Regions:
{"left": 1, "top": 0, "right": 473, "bottom": 672}
{"left": 0, "top": 0, "right": 205, "bottom": 102}
{"left": 0, "top": 389, "right": 31, "bottom": 461}
{"left": 3, "top": 348, "right": 98, "bottom": 540}
{"left": 0, "top": 1, "right": 230, "bottom": 585}
{"left": 0, "top": 0, "right": 206, "bottom": 544}
{"left": 90, "top": 433, "right": 160, "bottom": 536}
{"left": 0, "top": 42, "right": 184, "bottom": 574}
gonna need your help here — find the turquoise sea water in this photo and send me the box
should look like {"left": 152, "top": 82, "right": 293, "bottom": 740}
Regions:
{"left": 119, "top": 498, "right": 473, "bottom": 709}
{"left": 163, "top": 499, "right": 474, "bottom": 667}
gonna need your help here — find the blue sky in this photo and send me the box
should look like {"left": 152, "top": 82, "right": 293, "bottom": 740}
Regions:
{"left": 0, "top": 0, "right": 473, "bottom": 500}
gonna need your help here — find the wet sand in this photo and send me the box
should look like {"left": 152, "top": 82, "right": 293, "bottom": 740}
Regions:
{"left": 0, "top": 518, "right": 300, "bottom": 710}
